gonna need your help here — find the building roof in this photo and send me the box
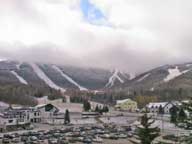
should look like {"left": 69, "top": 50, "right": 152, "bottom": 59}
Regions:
{"left": 35, "top": 103, "right": 58, "bottom": 109}
{"left": 147, "top": 102, "right": 168, "bottom": 108}
{"left": 116, "top": 99, "right": 135, "bottom": 104}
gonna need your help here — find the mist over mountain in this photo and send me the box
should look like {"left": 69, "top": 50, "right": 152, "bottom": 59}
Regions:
{"left": 1, "top": 0, "right": 192, "bottom": 74}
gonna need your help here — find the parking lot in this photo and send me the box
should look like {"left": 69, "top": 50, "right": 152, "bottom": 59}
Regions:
{"left": 0, "top": 122, "right": 135, "bottom": 144}
{"left": 0, "top": 112, "right": 190, "bottom": 144}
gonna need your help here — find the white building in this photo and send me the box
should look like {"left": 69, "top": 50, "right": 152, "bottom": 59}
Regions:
{"left": 36, "top": 104, "right": 65, "bottom": 124}
{"left": 29, "top": 108, "right": 41, "bottom": 123}
{"left": 0, "top": 107, "right": 31, "bottom": 131}
{"left": 90, "top": 101, "right": 104, "bottom": 111}
{"left": 147, "top": 102, "right": 167, "bottom": 113}
{"left": 35, "top": 103, "right": 60, "bottom": 124}
{"left": 146, "top": 101, "right": 181, "bottom": 114}
{"left": 115, "top": 99, "right": 137, "bottom": 112}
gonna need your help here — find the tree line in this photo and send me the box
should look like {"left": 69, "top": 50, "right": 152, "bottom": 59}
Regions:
{"left": 0, "top": 84, "right": 63, "bottom": 106}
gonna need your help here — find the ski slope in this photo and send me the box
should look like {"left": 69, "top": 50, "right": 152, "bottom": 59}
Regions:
{"left": 164, "top": 66, "right": 190, "bottom": 82}
{"left": 11, "top": 71, "right": 28, "bottom": 85}
{"left": 52, "top": 65, "right": 88, "bottom": 91}
{"left": 16, "top": 62, "right": 21, "bottom": 69}
{"left": 30, "top": 63, "right": 65, "bottom": 92}
{"left": 186, "top": 64, "right": 192, "bottom": 67}
{"left": 137, "top": 73, "right": 150, "bottom": 82}
{"left": 106, "top": 69, "right": 124, "bottom": 87}
{"left": 129, "top": 73, "right": 136, "bottom": 80}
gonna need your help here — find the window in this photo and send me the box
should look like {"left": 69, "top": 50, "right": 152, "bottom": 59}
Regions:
{"left": 8, "top": 120, "right": 13, "bottom": 123}
{"left": 45, "top": 104, "right": 54, "bottom": 112}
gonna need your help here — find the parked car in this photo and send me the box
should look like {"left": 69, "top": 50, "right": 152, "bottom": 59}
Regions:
{"left": 83, "top": 137, "right": 92, "bottom": 143}
{"left": 2, "top": 138, "right": 10, "bottom": 144}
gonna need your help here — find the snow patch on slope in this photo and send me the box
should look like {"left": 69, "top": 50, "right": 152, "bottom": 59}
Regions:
{"left": 129, "top": 73, "right": 136, "bottom": 80}
{"left": 16, "top": 62, "right": 22, "bottom": 70}
{"left": 186, "top": 64, "right": 192, "bottom": 67}
{"left": 11, "top": 71, "right": 28, "bottom": 85}
{"left": 150, "top": 87, "right": 154, "bottom": 91}
{"left": 164, "top": 66, "right": 190, "bottom": 82}
{"left": 30, "top": 63, "right": 65, "bottom": 92}
{"left": 52, "top": 65, "right": 88, "bottom": 91}
{"left": 106, "top": 69, "right": 124, "bottom": 87}
{"left": 137, "top": 73, "right": 151, "bottom": 82}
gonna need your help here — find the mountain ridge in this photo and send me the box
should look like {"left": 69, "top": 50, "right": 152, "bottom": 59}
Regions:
{"left": 0, "top": 60, "right": 130, "bottom": 91}
{"left": 1, "top": 60, "right": 192, "bottom": 92}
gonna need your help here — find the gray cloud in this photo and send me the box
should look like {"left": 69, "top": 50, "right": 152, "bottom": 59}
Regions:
{"left": 0, "top": 0, "right": 192, "bottom": 74}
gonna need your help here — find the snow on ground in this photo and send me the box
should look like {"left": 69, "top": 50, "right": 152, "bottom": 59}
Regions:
{"left": 56, "top": 103, "right": 83, "bottom": 113}
{"left": 153, "top": 120, "right": 175, "bottom": 129}
{"left": 137, "top": 73, "right": 150, "bottom": 82}
{"left": 30, "top": 63, "right": 65, "bottom": 92}
{"left": 106, "top": 69, "right": 124, "bottom": 87}
{"left": 36, "top": 96, "right": 49, "bottom": 104}
{"left": 36, "top": 96, "right": 82, "bottom": 113}
{"left": 37, "top": 95, "right": 82, "bottom": 113}
{"left": 11, "top": 71, "right": 28, "bottom": 85}
{"left": 164, "top": 66, "right": 190, "bottom": 82}
{"left": 52, "top": 65, "right": 88, "bottom": 91}
{"left": 100, "top": 116, "right": 136, "bottom": 125}
{"left": 72, "top": 118, "right": 97, "bottom": 125}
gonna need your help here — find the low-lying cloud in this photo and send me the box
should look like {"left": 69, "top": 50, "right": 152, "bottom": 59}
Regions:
{"left": 0, "top": 0, "right": 192, "bottom": 74}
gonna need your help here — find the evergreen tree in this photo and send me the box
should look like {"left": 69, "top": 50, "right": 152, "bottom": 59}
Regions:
{"left": 98, "top": 106, "right": 103, "bottom": 114}
{"left": 83, "top": 100, "right": 91, "bottom": 111}
{"left": 178, "top": 107, "right": 187, "bottom": 122}
{"left": 137, "top": 113, "right": 160, "bottom": 144}
{"left": 105, "top": 106, "right": 109, "bottom": 113}
{"left": 64, "top": 109, "right": 70, "bottom": 124}
{"left": 170, "top": 105, "right": 178, "bottom": 123}
{"left": 102, "top": 105, "right": 109, "bottom": 113}
{"left": 180, "top": 99, "right": 192, "bottom": 143}
{"left": 158, "top": 105, "right": 164, "bottom": 115}
{"left": 95, "top": 105, "right": 99, "bottom": 112}
{"left": 182, "top": 99, "right": 192, "bottom": 128}
{"left": 87, "top": 101, "right": 91, "bottom": 111}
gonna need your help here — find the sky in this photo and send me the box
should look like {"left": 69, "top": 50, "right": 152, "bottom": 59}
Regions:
{"left": 0, "top": 0, "right": 192, "bottom": 74}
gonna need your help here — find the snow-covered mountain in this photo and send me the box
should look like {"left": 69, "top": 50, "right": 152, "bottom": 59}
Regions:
{"left": 105, "top": 69, "right": 129, "bottom": 87}
{"left": 0, "top": 60, "right": 130, "bottom": 91}
{"left": 120, "top": 63, "right": 192, "bottom": 91}
{"left": 2, "top": 60, "right": 192, "bottom": 92}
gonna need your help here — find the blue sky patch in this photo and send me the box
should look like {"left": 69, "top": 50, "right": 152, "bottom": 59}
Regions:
{"left": 80, "top": 0, "right": 107, "bottom": 25}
